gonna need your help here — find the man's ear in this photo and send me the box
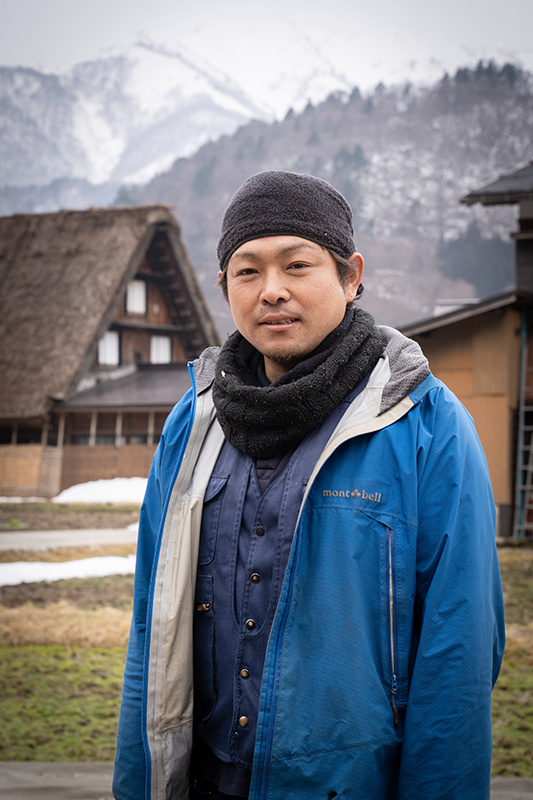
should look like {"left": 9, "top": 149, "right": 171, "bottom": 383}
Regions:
{"left": 345, "top": 253, "right": 364, "bottom": 303}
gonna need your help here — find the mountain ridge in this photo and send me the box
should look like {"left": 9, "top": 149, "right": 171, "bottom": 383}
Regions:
{"left": 1, "top": 57, "right": 531, "bottom": 332}
{"left": 0, "top": 35, "right": 353, "bottom": 190}
{"left": 130, "top": 62, "right": 531, "bottom": 332}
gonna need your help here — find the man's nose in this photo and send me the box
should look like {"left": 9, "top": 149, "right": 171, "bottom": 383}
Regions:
{"left": 260, "top": 271, "right": 290, "bottom": 304}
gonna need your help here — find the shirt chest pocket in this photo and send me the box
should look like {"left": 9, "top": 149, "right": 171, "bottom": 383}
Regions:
{"left": 198, "top": 474, "right": 230, "bottom": 566}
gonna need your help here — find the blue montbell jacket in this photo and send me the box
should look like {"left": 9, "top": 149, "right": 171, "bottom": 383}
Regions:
{"left": 113, "top": 326, "right": 505, "bottom": 800}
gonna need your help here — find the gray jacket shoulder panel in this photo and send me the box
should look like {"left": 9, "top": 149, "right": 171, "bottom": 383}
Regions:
{"left": 378, "top": 326, "right": 430, "bottom": 415}
{"left": 192, "top": 346, "right": 221, "bottom": 394}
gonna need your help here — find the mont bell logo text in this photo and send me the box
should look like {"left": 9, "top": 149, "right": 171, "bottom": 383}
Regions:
{"left": 322, "top": 488, "right": 382, "bottom": 503}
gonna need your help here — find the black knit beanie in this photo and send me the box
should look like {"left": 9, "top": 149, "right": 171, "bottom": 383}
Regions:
{"left": 217, "top": 171, "right": 356, "bottom": 270}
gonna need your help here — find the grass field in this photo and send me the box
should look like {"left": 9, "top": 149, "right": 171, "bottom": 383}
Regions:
{"left": 0, "top": 544, "right": 531, "bottom": 772}
{"left": 0, "top": 645, "right": 126, "bottom": 761}
{"left": 491, "top": 547, "right": 533, "bottom": 776}
{"left": 0, "top": 542, "right": 133, "bottom": 761}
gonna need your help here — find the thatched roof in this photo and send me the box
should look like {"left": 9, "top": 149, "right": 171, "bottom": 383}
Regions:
{"left": 461, "top": 161, "right": 533, "bottom": 206}
{"left": 0, "top": 205, "right": 218, "bottom": 420}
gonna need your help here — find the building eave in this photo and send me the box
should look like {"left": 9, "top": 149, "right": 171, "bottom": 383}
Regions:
{"left": 460, "top": 161, "right": 533, "bottom": 207}
{"left": 461, "top": 191, "right": 533, "bottom": 206}
{"left": 400, "top": 291, "right": 533, "bottom": 338}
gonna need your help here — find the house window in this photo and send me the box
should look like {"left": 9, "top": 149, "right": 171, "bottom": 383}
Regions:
{"left": 126, "top": 280, "right": 147, "bottom": 314}
{"left": 0, "top": 426, "right": 13, "bottom": 444}
{"left": 98, "top": 331, "right": 120, "bottom": 366}
{"left": 122, "top": 412, "right": 148, "bottom": 444}
{"left": 150, "top": 335, "right": 172, "bottom": 364}
{"left": 96, "top": 412, "right": 116, "bottom": 444}
{"left": 17, "top": 427, "right": 43, "bottom": 444}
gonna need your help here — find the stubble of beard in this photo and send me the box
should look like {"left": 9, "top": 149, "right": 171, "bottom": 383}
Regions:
{"left": 261, "top": 342, "right": 310, "bottom": 371}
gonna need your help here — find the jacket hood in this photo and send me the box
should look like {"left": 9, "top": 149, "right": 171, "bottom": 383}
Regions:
{"left": 378, "top": 326, "right": 430, "bottom": 414}
{"left": 192, "top": 326, "right": 430, "bottom": 413}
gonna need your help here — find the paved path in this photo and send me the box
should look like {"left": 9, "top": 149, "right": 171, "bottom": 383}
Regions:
{"left": 0, "top": 528, "right": 137, "bottom": 551}
{"left": 0, "top": 763, "right": 532, "bottom": 799}
{"left": 491, "top": 776, "right": 533, "bottom": 799}
{"left": 0, "top": 762, "right": 114, "bottom": 799}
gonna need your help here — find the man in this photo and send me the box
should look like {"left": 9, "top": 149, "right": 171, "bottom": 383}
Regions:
{"left": 113, "top": 171, "right": 505, "bottom": 800}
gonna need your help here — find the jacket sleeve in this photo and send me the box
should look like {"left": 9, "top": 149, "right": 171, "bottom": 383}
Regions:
{"left": 398, "top": 386, "right": 505, "bottom": 799}
{"left": 113, "top": 390, "right": 195, "bottom": 800}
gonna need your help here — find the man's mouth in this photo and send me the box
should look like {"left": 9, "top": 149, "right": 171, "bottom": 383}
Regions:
{"left": 261, "top": 318, "right": 298, "bottom": 326}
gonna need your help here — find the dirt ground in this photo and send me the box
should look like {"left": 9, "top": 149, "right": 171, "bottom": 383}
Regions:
{"left": 0, "top": 503, "right": 140, "bottom": 531}
{"left": 0, "top": 573, "right": 134, "bottom": 611}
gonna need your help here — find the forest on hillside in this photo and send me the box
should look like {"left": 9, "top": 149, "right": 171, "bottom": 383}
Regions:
{"left": 121, "top": 61, "right": 530, "bottom": 333}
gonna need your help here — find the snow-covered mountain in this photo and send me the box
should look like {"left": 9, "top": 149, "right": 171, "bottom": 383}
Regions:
{"left": 2, "top": 47, "right": 531, "bottom": 333}
{"left": 133, "top": 63, "right": 532, "bottom": 332}
{"left": 0, "top": 34, "right": 354, "bottom": 190}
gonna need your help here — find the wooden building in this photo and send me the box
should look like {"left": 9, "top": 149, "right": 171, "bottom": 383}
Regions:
{"left": 401, "top": 161, "right": 533, "bottom": 539}
{"left": 0, "top": 205, "right": 220, "bottom": 498}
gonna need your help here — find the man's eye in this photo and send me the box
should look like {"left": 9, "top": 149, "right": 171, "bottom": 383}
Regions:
{"left": 289, "top": 262, "right": 308, "bottom": 270}
{"left": 237, "top": 268, "right": 257, "bottom": 276}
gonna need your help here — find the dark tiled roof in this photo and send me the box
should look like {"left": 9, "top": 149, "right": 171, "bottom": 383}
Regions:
{"left": 400, "top": 290, "right": 533, "bottom": 337}
{"left": 461, "top": 162, "right": 533, "bottom": 206}
{"left": 60, "top": 364, "right": 194, "bottom": 411}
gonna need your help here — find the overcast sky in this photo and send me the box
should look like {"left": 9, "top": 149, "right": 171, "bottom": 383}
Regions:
{"left": 2, "top": 0, "right": 532, "bottom": 90}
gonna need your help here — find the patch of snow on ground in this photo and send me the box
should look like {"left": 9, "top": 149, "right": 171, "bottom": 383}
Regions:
{"left": 52, "top": 477, "right": 147, "bottom": 504}
{"left": 0, "top": 555, "right": 136, "bottom": 587}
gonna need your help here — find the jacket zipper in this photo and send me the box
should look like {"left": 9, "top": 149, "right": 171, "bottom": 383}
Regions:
{"left": 252, "top": 531, "right": 301, "bottom": 799}
{"left": 250, "top": 385, "right": 414, "bottom": 795}
{"left": 254, "top": 525, "right": 400, "bottom": 797}
{"left": 388, "top": 529, "right": 399, "bottom": 726}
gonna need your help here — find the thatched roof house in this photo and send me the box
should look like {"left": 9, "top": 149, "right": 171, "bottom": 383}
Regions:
{"left": 0, "top": 205, "right": 218, "bottom": 421}
{"left": 0, "top": 205, "right": 219, "bottom": 497}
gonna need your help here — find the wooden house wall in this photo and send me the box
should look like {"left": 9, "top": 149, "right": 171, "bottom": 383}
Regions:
{"left": 0, "top": 445, "right": 62, "bottom": 497}
{"left": 59, "top": 444, "right": 157, "bottom": 491}
{"left": 117, "top": 329, "right": 187, "bottom": 366}
{"left": 411, "top": 307, "right": 521, "bottom": 508}
{"left": 0, "top": 440, "right": 159, "bottom": 496}
{"left": 104, "top": 274, "right": 188, "bottom": 368}
{"left": 0, "top": 407, "right": 170, "bottom": 496}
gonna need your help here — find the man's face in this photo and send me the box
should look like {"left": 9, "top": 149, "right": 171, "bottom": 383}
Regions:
{"left": 224, "top": 235, "right": 364, "bottom": 382}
